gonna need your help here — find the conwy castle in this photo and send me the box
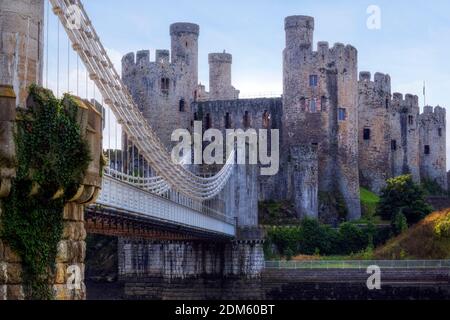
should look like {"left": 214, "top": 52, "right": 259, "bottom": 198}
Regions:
{"left": 122, "top": 16, "right": 447, "bottom": 223}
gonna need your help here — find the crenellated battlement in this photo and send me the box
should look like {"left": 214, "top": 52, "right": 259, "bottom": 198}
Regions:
{"left": 421, "top": 105, "right": 446, "bottom": 124}
{"left": 392, "top": 92, "right": 419, "bottom": 108}
{"left": 358, "top": 71, "right": 391, "bottom": 91}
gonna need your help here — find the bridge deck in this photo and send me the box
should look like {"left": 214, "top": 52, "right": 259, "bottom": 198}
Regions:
{"left": 91, "top": 176, "right": 236, "bottom": 238}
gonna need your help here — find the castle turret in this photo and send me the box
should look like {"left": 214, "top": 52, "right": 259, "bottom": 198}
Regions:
{"left": 208, "top": 52, "right": 239, "bottom": 100}
{"left": 390, "top": 92, "right": 421, "bottom": 183}
{"left": 419, "top": 106, "right": 447, "bottom": 190}
{"left": 284, "top": 15, "right": 314, "bottom": 50}
{"left": 358, "top": 71, "right": 392, "bottom": 194}
{"left": 0, "top": 0, "right": 45, "bottom": 107}
{"left": 170, "top": 23, "right": 199, "bottom": 103}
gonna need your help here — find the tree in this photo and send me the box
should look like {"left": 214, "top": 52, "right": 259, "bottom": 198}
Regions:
{"left": 377, "top": 175, "right": 433, "bottom": 225}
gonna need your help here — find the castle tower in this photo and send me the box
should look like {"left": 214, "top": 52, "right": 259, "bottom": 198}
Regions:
{"left": 208, "top": 52, "right": 239, "bottom": 100}
{"left": 0, "top": 0, "right": 45, "bottom": 107}
{"left": 419, "top": 106, "right": 447, "bottom": 190}
{"left": 170, "top": 22, "right": 199, "bottom": 105}
{"left": 282, "top": 15, "right": 361, "bottom": 221}
{"left": 358, "top": 72, "right": 392, "bottom": 194}
{"left": 390, "top": 93, "right": 421, "bottom": 183}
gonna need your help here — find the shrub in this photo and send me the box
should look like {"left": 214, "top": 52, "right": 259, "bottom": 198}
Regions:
{"left": 337, "top": 222, "right": 368, "bottom": 255}
{"left": 297, "top": 218, "right": 339, "bottom": 255}
{"left": 391, "top": 211, "right": 408, "bottom": 236}
{"left": 377, "top": 175, "right": 433, "bottom": 224}
{"left": 435, "top": 211, "right": 450, "bottom": 238}
{"left": 266, "top": 226, "right": 301, "bottom": 256}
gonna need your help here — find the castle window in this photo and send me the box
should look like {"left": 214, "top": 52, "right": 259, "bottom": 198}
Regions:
{"left": 161, "top": 78, "right": 170, "bottom": 94}
{"left": 385, "top": 98, "right": 389, "bottom": 109}
{"left": 439, "top": 128, "right": 442, "bottom": 137}
{"left": 391, "top": 140, "right": 397, "bottom": 151}
{"left": 225, "top": 113, "right": 232, "bottom": 129}
{"left": 424, "top": 145, "right": 430, "bottom": 155}
{"left": 309, "top": 75, "right": 318, "bottom": 87}
{"left": 408, "top": 115, "right": 414, "bottom": 125}
{"left": 243, "top": 111, "right": 251, "bottom": 128}
{"left": 321, "top": 96, "right": 327, "bottom": 112}
{"left": 262, "top": 110, "right": 271, "bottom": 129}
{"left": 179, "top": 99, "right": 185, "bottom": 112}
{"left": 310, "top": 99, "right": 317, "bottom": 113}
{"left": 300, "top": 97, "right": 306, "bottom": 110}
{"left": 205, "top": 113, "right": 212, "bottom": 130}
{"left": 338, "top": 108, "right": 347, "bottom": 121}
{"left": 363, "top": 128, "right": 371, "bottom": 140}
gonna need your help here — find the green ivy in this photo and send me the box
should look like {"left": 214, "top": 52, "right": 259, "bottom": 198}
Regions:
{"left": 1, "top": 85, "right": 91, "bottom": 299}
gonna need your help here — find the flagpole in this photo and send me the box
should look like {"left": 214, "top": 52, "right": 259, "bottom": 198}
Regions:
{"left": 423, "top": 81, "right": 426, "bottom": 107}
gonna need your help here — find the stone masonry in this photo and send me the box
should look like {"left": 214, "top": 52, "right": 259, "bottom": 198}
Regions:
{"left": 0, "top": 0, "right": 45, "bottom": 108}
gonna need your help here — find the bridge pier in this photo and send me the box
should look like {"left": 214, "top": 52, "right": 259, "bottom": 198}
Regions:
{"left": 117, "top": 229, "right": 265, "bottom": 300}
{"left": 0, "top": 85, "right": 103, "bottom": 300}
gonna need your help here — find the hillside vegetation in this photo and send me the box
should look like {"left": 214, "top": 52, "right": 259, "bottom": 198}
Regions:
{"left": 374, "top": 209, "right": 450, "bottom": 259}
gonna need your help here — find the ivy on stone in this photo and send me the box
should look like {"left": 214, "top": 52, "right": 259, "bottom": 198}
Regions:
{"left": 1, "top": 85, "right": 91, "bottom": 299}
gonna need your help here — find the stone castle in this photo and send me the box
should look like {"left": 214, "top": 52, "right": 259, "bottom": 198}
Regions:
{"left": 122, "top": 16, "right": 447, "bottom": 223}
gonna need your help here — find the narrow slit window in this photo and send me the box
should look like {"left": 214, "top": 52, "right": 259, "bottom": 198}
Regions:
{"left": 438, "top": 128, "right": 442, "bottom": 137}
{"left": 408, "top": 115, "right": 414, "bottom": 125}
{"left": 179, "top": 99, "right": 185, "bottom": 112}
{"left": 391, "top": 140, "right": 397, "bottom": 151}
{"left": 205, "top": 113, "right": 212, "bottom": 130}
{"left": 243, "top": 111, "right": 251, "bottom": 128}
{"left": 424, "top": 145, "right": 430, "bottom": 155}
{"left": 262, "top": 110, "right": 270, "bottom": 129}
{"left": 363, "top": 128, "right": 371, "bottom": 140}
{"left": 225, "top": 112, "right": 231, "bottom": 129}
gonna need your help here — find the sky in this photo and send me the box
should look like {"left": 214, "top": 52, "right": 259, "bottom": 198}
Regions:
{"left": 44, "top": 0, "right": 450, "bottom": 167}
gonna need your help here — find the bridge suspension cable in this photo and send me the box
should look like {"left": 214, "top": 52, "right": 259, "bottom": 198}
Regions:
{"left": 48, "top": 0, "right": 235, "bottom": 200}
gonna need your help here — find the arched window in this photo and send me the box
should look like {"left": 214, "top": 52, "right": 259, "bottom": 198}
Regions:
{"left": 262, "top": 110, "right": 270, "bottom": 129}
{"left": 179, "top": 99, "right": 185, "bottom": 112}
{"left": 161, "top": 77, "right": 169, "bottom": 94}
{"left": 225, "top": 112, "right": 232, "bottom": 129}
{"left": 243, "top": 111, "right": 251, "bottom": 128}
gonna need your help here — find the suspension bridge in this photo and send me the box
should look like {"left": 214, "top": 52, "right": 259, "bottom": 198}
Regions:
{"left": 44, "top": 0, "right": 237, "bottom": 239}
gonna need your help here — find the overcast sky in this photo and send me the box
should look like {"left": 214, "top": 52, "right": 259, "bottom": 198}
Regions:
{"left": 45, "top": 0, "right": 450, "bottom": 167}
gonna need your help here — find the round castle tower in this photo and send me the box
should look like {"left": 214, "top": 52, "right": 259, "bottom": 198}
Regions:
{"left": 0, "top": 0, "right": 45, "bottom": 107}
{"left": 284, "top": 15, "right": 314, "bottom": 50}
{"left": 170, "top": 23, "right": 199, "bottom": 103}
{"left": 209, "top": 52, "right": 234, "bottom": 100}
